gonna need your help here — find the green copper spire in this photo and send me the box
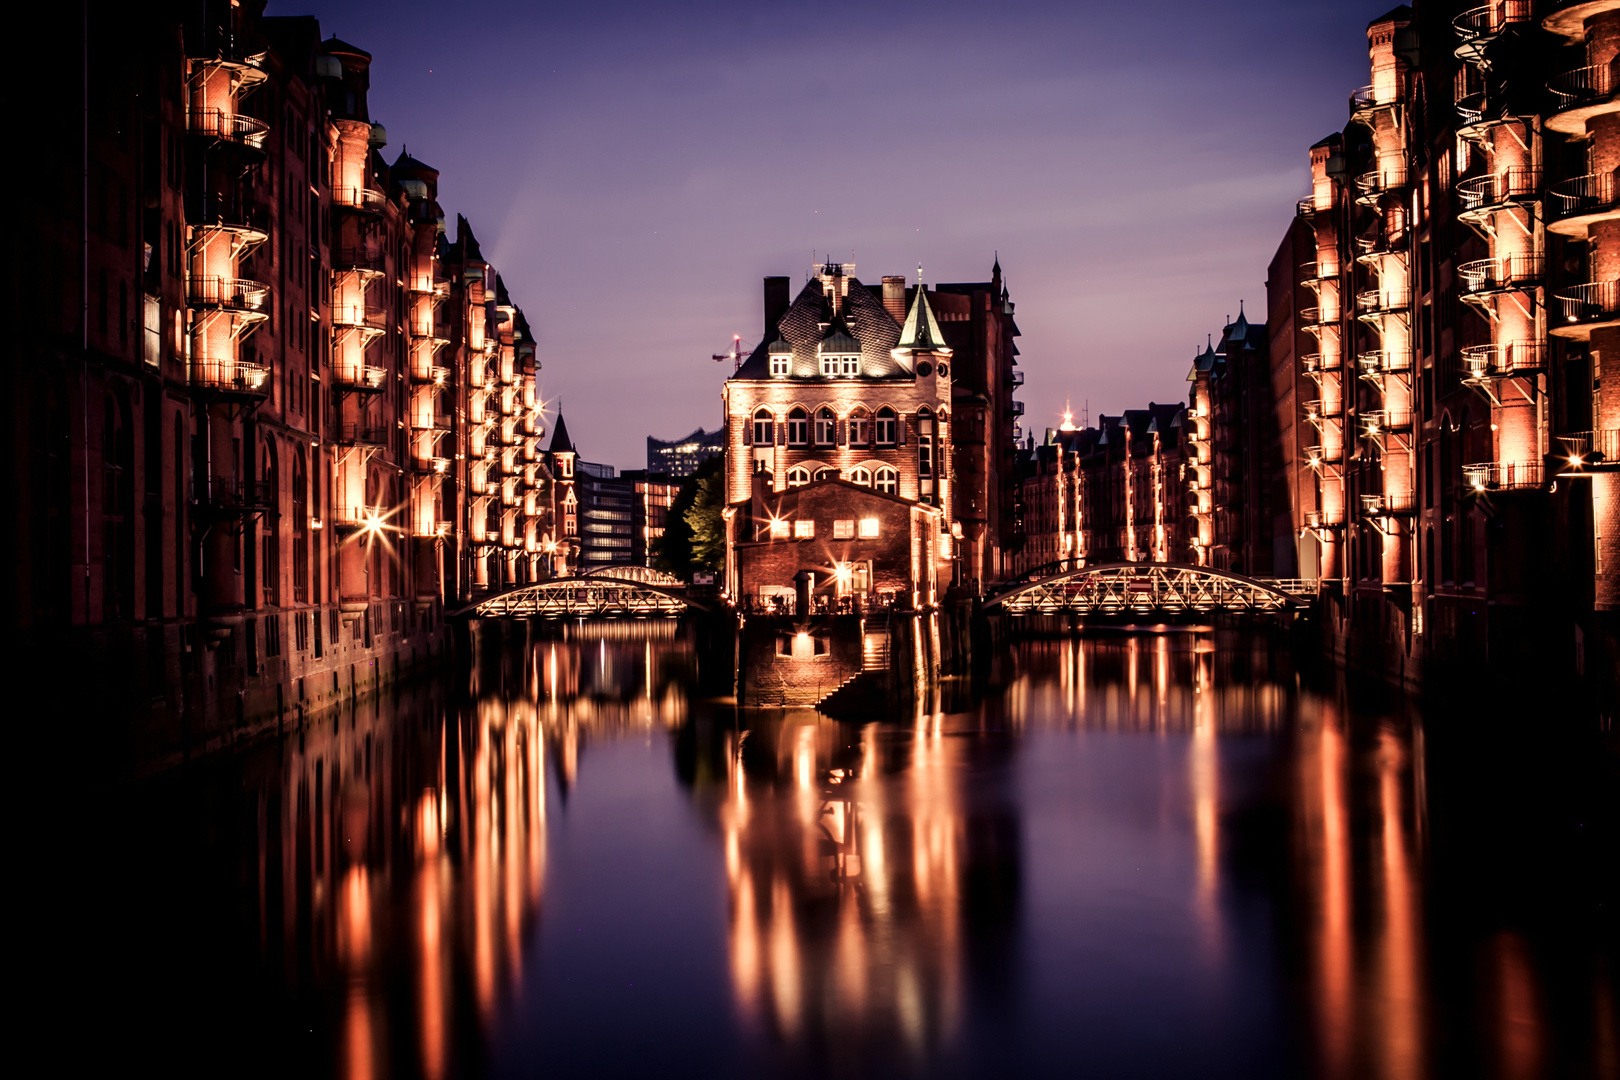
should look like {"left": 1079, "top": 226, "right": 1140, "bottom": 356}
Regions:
{"left": 896, "top": 272, "right": 947, "bottom": 351}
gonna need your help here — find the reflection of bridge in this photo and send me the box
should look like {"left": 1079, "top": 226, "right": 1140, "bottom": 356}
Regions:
{"left": 462, "top": 567, "right": 710, "bottom": 618}
{"left": 986, "top": 562, "right": 1316, "bottom": 616}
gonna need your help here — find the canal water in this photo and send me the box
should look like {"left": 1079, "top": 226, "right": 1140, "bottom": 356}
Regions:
{"left": 98, "top": 625, "right": 1616, "bottom": 1078}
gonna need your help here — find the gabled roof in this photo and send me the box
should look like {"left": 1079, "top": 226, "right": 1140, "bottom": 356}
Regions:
{"left": 896, "top": 281, "right": 949, "bottom": 352}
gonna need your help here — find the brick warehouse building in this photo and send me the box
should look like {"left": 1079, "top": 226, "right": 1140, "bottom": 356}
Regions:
{"left": 3, "top": 0, "right": 567, "bottom": 764}
{"left": 721, "top": 262, "right": 1022, "bottom": 599}
{"left": 1264, "top": 1, "right": 1620, "bottom": 692}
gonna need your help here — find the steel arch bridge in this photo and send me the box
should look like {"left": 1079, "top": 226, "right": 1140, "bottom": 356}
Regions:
{"left": 462, "top": 573, "right": 708, "bottom": 618}
{"left": 985, "top": 562, "right": 1316, "bottom": 616}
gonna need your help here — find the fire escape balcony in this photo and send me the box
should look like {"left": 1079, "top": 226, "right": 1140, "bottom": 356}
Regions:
{"left": 188, "top": 357, "right": 270, "bottom": 398}
{"left": 1011, "top": 369, "right": 1025, "bottom": 387}
{"left": 333, "top": 423, "right": 390, "bottom": 447}
{"left": 413, "top": 455, "right": 451, "bottom": 476}
{"left": 194, "top": 476, "right": 273, "bottom": 513}
{"left": 332, "top": 364, "right": 388, "bottom": 394}
{"left": 1297, "top": 195, "right": 1335, "bottom": 220}
{"left": 1304, "top": 444, "right": 1343, "bottom": 467}
{"left": 1300, "top": 304, "right": 1341, "bottom": 329}
{"left": 1458, "top": 253, "right": 1543, "bottom": 302}
{"left": 1358, "top": 350, "right": 1412, "bottom": 379}
{"left": 1461, "top": 341, "right": 1546, "bottom": 382}
{"left": 333, "top": 186, "right": 388, "bottom": 216}
{"left": 190, "top": 199, "right": 269, "bottom": 250}
{"left": 333, "top": 303, "right": 389, "bottom": 340}
{"left": 1349, "top": 84, "right": 1401, "bottom": 122}
{"left": 332, "top": 505, "right": 391, "bottom": 536}
{"left": 1360, "top": 492, "right": 1417, "bottom": 517}
{"left": 1453, "top": 1, "right": 1533, "bottom": 64}
{"left": 333, "top": 246, "right": 387, "bottom": 281}
{"left": 1557, "top": 429, "right": 1620, "bottom": 472}
{"left": 1355, "top": 227, "right": 1409, "bottom": 264}
{"left": 187, "top": 276, "right": 270, "bottom": 320}
{"left": 1551, "top": 281, "right": 1620, "bottom": 338}
{"left": 1353, "top": 166, "right": 1408, "bottom": 206}
{"left": 1300, "top": 258, "right": 1340, "bottom": 289}
{"left": 1362, "top": 409, "right": 1414, "bottom": 437}
{"left": 1456, "top": 167, "right": 1542, "bottom": 226}
{"left": 186, "top": 107, "right": 269, "bottom": 155}
{"left": 409, "top": 277, "right": 452, "bottom": 299}
{"left": 1011, "top": 400, "right": 1025, "bottom": 416}
{"left": 1302, "top": 398, "right": 1341, "bottom": 425}
{"left": 410, "top": 362, "right": 452, "bottom": 386}
{"left": 1547, "top": 63, "right": 1619, "bottom": 135}
{"left": 1548, "top": 173, "right": 1620, "bottom": 238}
{"left": 1301, "top": 352, "right": 1341, "bottom": 375}
{"left": 1355, "top": 288, "right": 1411, "bottom": 319}
{"left": 1462, "top": 460, "right": 1544, "bottom": 491}
{"left": 411, "top": 328, "right": 452, "bottom": 354}
{"left": 410, "top": 413, "right": 452, "bottom": 435}
{"left": 1303, "top": 509, "right": 1344, "bottom": 529}
{"left": 1542, "top": 0, "right": 1620, "bottom": 39}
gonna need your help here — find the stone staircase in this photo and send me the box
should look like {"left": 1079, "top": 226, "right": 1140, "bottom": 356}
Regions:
{"left": 818, "top": 614, "right": 893, "bottom": 720}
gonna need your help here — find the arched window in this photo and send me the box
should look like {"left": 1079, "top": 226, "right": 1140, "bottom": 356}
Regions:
{"left": 752, "top": 407, "right": 773, "bottom": 446}
{"left": 849, "top": 407, "right": 871, "bottom": 446}
{"left": 850, "top": 466, "right": 872, "bottom": 486}
{"left": 875, "top": 467, "right": 898, "bottom": 494}
{"left": 876, "top": 406, "right": 897, "bottom": 446}
{"left": 787, "top": 407, "right": 809, "bottom": 447}
{"left": 815, "top": 406, "right": 835, "bottom": 445}
{"left": 814, "top": 467, "right": 838, "bottom": 482}
{"left": 787, "top": 466, "right": 810, "bottom": 487}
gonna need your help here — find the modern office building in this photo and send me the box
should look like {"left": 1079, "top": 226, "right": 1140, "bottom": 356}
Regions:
{"left": 647, "top": 427, "right": 724, "bottom": 479}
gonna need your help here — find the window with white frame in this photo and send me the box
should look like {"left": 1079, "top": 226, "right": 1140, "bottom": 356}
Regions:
{"left": 875, "top": 467, "right": 897, "bottom": 494}
{"left": 858, "top": 518, "right": 880, "bottom": 538}
{"left": 918, "top": 435, "right": 933, "bottom": 477}
{"left": 787, "top": 407, "right": 809, "bottom": 446}
{"left": 850, "top": 409, "right": 870, "bottom": 446}
{"left": 815, "top": 407, "right": 835, "bottom": 445}
{"left": 833, "top": 519, "right": 855, "bottom": 539}
{"left": 850, "top": 466, "right": 872, "bottom": 486}
{"left": 793, "top": 519, "right": 815, "bottom": 538}
{"left": 814, "top": 467, "right": 838, "bottom": 482}
{"left": 787, "top": 465, "right": 810, "bottom": 487}
{"left": 770, "top": 353, "right": 789, "bottom": 377}
{"left": 752, "top": 408, "right": 773, "bottom": 445}
{"left": 840, "top": 355, "right": 858, "bottom": 376}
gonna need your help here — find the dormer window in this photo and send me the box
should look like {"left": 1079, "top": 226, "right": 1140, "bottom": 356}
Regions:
{"left": 820, "top": 354, "right": 858, "bottom": 377}
{"left": 770, "top": 354, "right": 790, "bottom": 377}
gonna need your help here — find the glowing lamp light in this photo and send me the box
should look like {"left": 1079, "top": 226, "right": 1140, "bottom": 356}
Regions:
{"left": 1569, "top": 454, "right": 1584, "bottom": 468}
{"left": 833, "top": 563, "right": 851, "bottom": 582}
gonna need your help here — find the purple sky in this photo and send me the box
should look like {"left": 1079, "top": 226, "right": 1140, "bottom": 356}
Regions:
{"left": 283, "top": 0, "right": 1374, "bottom": 469}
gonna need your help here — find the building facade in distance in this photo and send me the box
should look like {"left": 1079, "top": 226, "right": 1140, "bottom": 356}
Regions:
{"left": 647, "top": 427, "right": 723, "bottom": 479}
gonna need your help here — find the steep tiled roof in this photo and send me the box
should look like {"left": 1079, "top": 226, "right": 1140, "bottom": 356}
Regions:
{"left": 733, "top": 276, "right": 907, "bottom": 381}
{"left": 548, "top": 412, "right": 574, "bottom": 455}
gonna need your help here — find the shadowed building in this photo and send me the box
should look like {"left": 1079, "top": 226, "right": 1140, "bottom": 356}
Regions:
{"left": 647, "top": 427, "right": 723, "bottom": 479}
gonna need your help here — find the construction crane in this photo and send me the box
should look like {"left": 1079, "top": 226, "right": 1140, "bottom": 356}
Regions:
{"left": 712, "top": 334, "right": 744, "bottom": 373}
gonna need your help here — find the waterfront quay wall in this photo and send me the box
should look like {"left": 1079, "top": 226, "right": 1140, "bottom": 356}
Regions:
{"left": 26, "top": 601, "right": 450, "bottom": 777}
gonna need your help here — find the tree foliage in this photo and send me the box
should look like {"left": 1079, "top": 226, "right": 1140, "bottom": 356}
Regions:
{"left": 653, "top": 454, "right": 726, "bottom": 580}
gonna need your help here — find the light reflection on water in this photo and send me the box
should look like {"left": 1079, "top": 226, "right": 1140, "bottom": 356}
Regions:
{"left": 109, "top": 625, "right": 1617, "bottom": 1079}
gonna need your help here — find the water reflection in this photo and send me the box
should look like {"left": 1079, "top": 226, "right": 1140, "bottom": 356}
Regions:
{"left": 110, "top": 625, "right": 1616, "bottom": 1079}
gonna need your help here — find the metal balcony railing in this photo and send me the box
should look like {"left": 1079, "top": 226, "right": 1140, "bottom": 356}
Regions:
{"left": 195, "top": 475, "right": 273, "bottom": 508}
{"left": 413, "top": 456, "right": 451, "bottom": 476}
{"left": 1297, "top": 195, "right": 1333, "bottom": 219}
{"left": 1455, "top": 167, "right": 1541, "bottom": 215}
{"left": 410, "top": 413, "right": 452, "bottom": 434}
{"left": 333, "top": 364, "right": 388, "bottom": 391}
{"left": 1462, "top": 460, "right": 1544, "bottom": 491}
{"left": 1012, "top": 400, "right": 1025, "bottom": 416}
{"left": 1302, "top": 398, "right": 1341, "bottom": 423}
{"left": 186, "top": 108, "right": 269, "bottom": 150}
{"left": 410, "top": 364, "right": 452, "bottom": 385}
{"left": 1301, "top": 304, "right": 1342, "bottom": 326}
{"left": 1349, "top": 84, "right": 1399, "bottom": 118}
{"left": 334, "top": 246, "right": 387, "bottom": 275}
{"left": 1553, "top": 281, "right": 1620, "bottom": 328}
{"left": 334, "top": 423, "right": 389, "bottom": 446}
{"left": 333, "top": 505, "right": 390, "bottom": 533}
{"left": 191, "top": 199, "right": 271, "bottom": 243}
{"left": 1363, "top": 409, "right": 1413, "bottom": 434}
{"left": 1356, "top": 288, "right": 1411, "bottom": 316}
{"left": 1302, "top": 509, "right": 1343, "bottom": 529}
{"left": 332, "top": 304, "right": 389, "bottom": 331}
{"left": 1361, "top": 492, "right": 1417, "bottom": 516}
{"left": 1557, "top": 429, "right": 1620, "bottom": 468}
{"left": 1354, "top": 165, "right": 1408, "bottom": 204}
{"left": 1301, "top": 352, "right": 1340, "bottom": 374}
{"left": 1461, "top": 341, "right": 1545, "bottom": 381}
{"left": 1453, "top": 1, "right": 1532, "bottom": 62}
{"left": 1548, "top": 173, "right": 1619, "bottom": 227}
{"left": 1358, "top": 350, "right": 1412, "bottom": 375}
{"left": 333, "top": 186, "right": 388, "bottom": 214}
{"left": 187, "top": 276, "right": 269, "bottom": 315}
{"left": 189, "top": 358, "right": 269, "bottom": 396}
{"left": 1549, "top": 64, "right": 1616, "bottom": 111}
{"left": 1457, "top": 253, "right": 1544, "bottom": 296}
{"left": 1011, "top": 370, "right": 1025, "bottom": 386}
{"left": 1303, "top": 444, "right": 1342, "bottom": 466}
{"left": 1301, "top": 258, "right": 1340, "bottom": 284}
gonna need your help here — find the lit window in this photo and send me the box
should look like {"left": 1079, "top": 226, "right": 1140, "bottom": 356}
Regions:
{"left": 875, "top": 467, "right": 897, "bottom": 494}
{"left": 876, "top": 407, "right": 897, "bottom": 446}
{"left": 814, "top": 467, "right": 838, "bottom": 482}
{"left": 769, "top": 519, "right": 790, "bottom": 539}
{"left": 840, "top": 355, "right": 858, "bottom": 376}
{"left": 787, "top": 407, "right": 809, "bottom": 446}
{"left": 833, "top": 519, "right": 854, "bottom": 539}
{"left": 787, "top": 466, "right": 810, "bottom": 487}
{"left": 850, "top": 410, "right": 870, "bottom": 445}
{"left": 815, "top": 406, "right": 835, "bottom": 445}
{"left": 850, "top": 466, "right": 872, "bottom": 486}
{"left": 753, "top": 408, "right": 773, "bottom": 445}
{"left": 793, "top": 519, "right": 815, "bottom": 539}
{"left": 770, "top": 354, "right": 789, "bottom": 377}
{"left": 858, "top": 518, "right": 880, "bottom": 538}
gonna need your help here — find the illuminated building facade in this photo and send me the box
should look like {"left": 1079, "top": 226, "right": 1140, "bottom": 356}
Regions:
{"left": 620, "top": 470, "right": 679, "bottom": 566}
{"left": 1269, "top": 1, "right": 1620, "bottom": 689}
{"left": 6, "top": 0, "right": 560, "bottom": 759}
{"left": 646, "top": 426, "right": 723, "bottom": 479}
{"left": 722, "top": 261, "right": 1021, "bottom": 596}
{"left": 1014, "top": 403, "right": 1191, "bottom": 573}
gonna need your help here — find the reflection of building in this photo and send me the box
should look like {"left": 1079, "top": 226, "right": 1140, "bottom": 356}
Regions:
{"left": 1014, "top": 402, "right": 1190, "bottom": 573}
{"left": 722, "top": 262, "right": 1020, "bottom": 595}
{"left": 646, "top": 427, "right": 723, "bottom": 479}
{"left": 1267, "top": 2, "right": 1620, "bottom": 691}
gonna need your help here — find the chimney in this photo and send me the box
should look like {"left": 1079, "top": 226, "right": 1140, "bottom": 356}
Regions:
{"left": 882, "top": 276, "right": 907, "bottom": 321}
{"left": 763, "top": 276, "right": 790, "bottom": 338}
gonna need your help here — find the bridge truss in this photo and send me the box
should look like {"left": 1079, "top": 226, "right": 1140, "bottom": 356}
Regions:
{"left": 986, "top": 562, "right": 1315, "bottom": 616}
{"left": 467, "top": 575, "right": 703, "bottom": 618}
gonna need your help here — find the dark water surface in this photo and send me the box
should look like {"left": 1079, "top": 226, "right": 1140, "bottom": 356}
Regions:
{"left": 101, "top": 625, "right": 1617, "bottom": 1078}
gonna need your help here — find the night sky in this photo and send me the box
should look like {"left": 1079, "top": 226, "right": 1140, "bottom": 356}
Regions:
{"left": 283, "top": 0, "right": 1375, "bottom": 469}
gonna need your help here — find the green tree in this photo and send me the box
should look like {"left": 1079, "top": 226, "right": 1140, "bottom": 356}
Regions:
{"left": 653, "top": 454, "right": 725, "bottom": 579}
